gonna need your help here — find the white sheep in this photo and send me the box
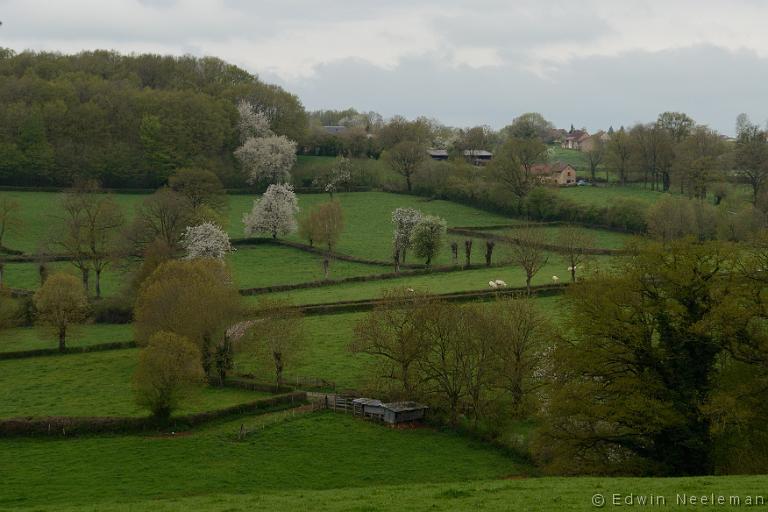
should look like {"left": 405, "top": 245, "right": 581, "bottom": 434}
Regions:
{"left": 488, "top": 281, "right": 498, "bottom": 289}
{"left": 406, "top": 287, "right": 415, "bottom": 293}
{"left": 494, "top": 279, "right": 507, "bottom": 288}
{"left": 552, "top": 275, "right": 560, "bottom": 283}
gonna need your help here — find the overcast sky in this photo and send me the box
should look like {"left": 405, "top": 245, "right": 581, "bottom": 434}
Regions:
{"left": 1, "top": 0, "right": 766, "bottom": 134}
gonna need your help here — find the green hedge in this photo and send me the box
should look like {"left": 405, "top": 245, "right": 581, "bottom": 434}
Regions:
{"left": 0, "top": 391, "right": 307, "bottom": 437}
{"left": 0, "top": 341, "right": 136, "bottom": 360}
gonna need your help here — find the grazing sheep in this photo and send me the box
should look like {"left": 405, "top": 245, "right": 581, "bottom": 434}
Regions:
{"left": 488, "top": 281, "right": 498, "bottom": 289}
{"left": 494, "top": 279, "right": 507, "bottom": 287}
{"left": 552, "top": 275, "right": 560, "bottom": 283}
{"left": 406, "top": 287, "right": 415, "bottom": 293}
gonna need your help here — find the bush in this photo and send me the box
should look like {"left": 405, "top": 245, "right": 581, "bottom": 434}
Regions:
{"left": 133, "top": 331, "right": 206, "bottom": 421}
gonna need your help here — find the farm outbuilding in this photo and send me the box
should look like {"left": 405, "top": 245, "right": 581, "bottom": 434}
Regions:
{"left": 350, "top": 398, "right": 428, "bottom": 425}
{"left": 381, "top": 402, "right": 428, "bottom": 424}
{"left": 352, "top": 398, "right": 386, "bottom": 420}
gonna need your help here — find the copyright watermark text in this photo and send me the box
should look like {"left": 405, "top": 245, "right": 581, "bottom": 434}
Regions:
{"left": 591, "top": 493, "right": 765, "bottom": 507}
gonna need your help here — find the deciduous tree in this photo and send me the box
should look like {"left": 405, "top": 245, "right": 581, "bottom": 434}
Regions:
{"left": 33, "top": 272, "right": 89, "bottom": 351}
{"left": 133, "top": 331, "right": 205, "bottom": 422}
{"left": 242, "top": 183, "right": 299, "bottom": 239}
{"left": 384, "top": 141, "right": 426, "bottom": 192}
{"left": 134, "top": 259, "right": 242, "bottom": 377}
{"left": 410, "top": 215, "right": 447, "bottom": 266}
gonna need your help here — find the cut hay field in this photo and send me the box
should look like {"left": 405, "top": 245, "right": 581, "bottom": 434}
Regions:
{"left": 0, "top": 412, "right": 525, "bottom": 510}
{"left": 0, "top": 349, "right": 268, "bottom": 418}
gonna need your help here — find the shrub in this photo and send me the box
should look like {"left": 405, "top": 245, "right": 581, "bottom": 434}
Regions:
{"left": 133, "top": 331, "right": 205, "bottom": 422}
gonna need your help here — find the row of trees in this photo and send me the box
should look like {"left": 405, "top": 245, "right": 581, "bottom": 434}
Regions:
{"left": 351, "top": 290, "right": 554, "bottom": 424}
{"left": 354, "top": 236, "right": 768, "bottom": 476}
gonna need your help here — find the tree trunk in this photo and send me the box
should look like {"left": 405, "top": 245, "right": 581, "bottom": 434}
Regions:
{"left": 322, "top": 257, "right": 330, "bottom": 279}
{"left": 81, "top": 267, "right": 90, "bottom": 292}
{"left": 58, "top": 325, "right": 67, "bottom": 352}
{"left": 274, "top": 351, "right": 284, "bottom": 389}
{"left": 526, "top": 275, "right": 532, "bottom": 295}
{"left": 485, "top": 241, "right": 495, "bottom": 266}
{"left": 95, "top": 269, "right": 102, "bottom": 299}
{"left": 570, "top": 266, "right": 576, "bottom": 283}
{"left": 393, "top": 247, "right": 400, "bottom": 273}
{"left": 405, "top": 174, "right": 412, "bottom": 192}
{"left": 0, "top": 262, "right": 4, "bottom": 287}
{"left": 464, "top": 240, "right": 472, "bottom": 268}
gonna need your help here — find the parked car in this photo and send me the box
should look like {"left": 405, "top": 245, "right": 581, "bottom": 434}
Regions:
{"left": 576, "top": 179, "right": 590, "bottom": 186}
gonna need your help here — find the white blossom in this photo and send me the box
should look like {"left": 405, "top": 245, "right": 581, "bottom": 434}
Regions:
{"left": 243, "top": 183, "right": 299, "bottom": 239}
{"left": 235, "top": 135, "right": 297, "bottom": 185}
{"left": 391, "top": 207, "right": 423, "bottom": 254}
{"left": 237, "top": 100, "right": 272, "bottom": 140}
{"left": 181, "top": 222, "right": 233, "bottom": 260}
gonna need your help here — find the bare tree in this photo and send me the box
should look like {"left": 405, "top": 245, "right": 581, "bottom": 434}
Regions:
{"left": 557, "top": 225, "right": 595, "bottom": 282}
{"left": 351, "top": 288, "right": 432, "bottom": 397}
{"left": 385, "top": 141, "right": 426, "bottom": 192}
{"left": 510, "top": 228, "right": 549, "bottom": 294}
{"left": 0, "top": 198, "right": 21, "bottom": 251}
{"left": 583, "top": 138, "right": 605, "bottom": 182}
{"left": 57, "top": 183, "right": 125, "bottom": 297}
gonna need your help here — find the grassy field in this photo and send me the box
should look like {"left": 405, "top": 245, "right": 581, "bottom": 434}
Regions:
{"left": 243, "top": 295, "right": 566, "bottom": 390}
{"left": 1, "top": 409, "right": 764, "bottom": 511}
{"left": 255, "top": 257, "right": 608, "bottom": 306}
{"left": 483, "top": 225, "right": 638, "bottom": 250}
{"left": 6, "top": 475, "right": 767, "bottom": 511}
{"left": 0, "top": 324, "right": 133, "bottom": 353}
{"left": 0, "top": 349, "right": 268, "bottom": 418}
{"left": 547, "top": 146, "right": 588, "bottom": 171}
{"left": 228, "top": 244, "right": 385, "bottom": 289}
{"left": 0, "top": 412, "right": 525, "bottom": 510}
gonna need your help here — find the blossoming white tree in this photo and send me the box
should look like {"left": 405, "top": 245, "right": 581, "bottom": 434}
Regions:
{"left": 237, "top": 100, "right": 271, "bottom": 141}
{"left": 235, "top": 135, "right": 297, "bottom": 185}
{"left": 181, "top": 222, "right": 233, "bottom": 260}
{"left": 392, "top": 207, "right": 423, "bottom": 263}
{"left": 243, "top": 184, "right": 299, "bottom": 239}
{"left": 235, "top": 101, "right": 297, "bottom": 185}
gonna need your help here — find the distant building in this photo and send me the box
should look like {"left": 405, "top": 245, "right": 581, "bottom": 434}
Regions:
{"left": 427, "top": 148, "right": 449, "bottom": 160}
{"left": 463, "top": 149, "right": 493, "bottom": 166}
{"left": 560, "top": 130, "right": 590, "bottom": 150}
{"left": 322, "top": 125, "right": 347, "bottom": 135}
{"left": 579, "top": 131, "right": 610, "bottom": 152}
{"left": 530, "top": 161, "right": 578, "bottom": 186}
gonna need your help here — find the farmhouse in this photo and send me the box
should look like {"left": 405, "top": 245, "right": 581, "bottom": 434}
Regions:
{"left": 463, "top": 149, "right": 493, "bottom": 166}
{"left": 530, "top": 161, "right": 578, "bottom": 186}
{"left": 560, "top": 129, "right": 590, "bottom": 150}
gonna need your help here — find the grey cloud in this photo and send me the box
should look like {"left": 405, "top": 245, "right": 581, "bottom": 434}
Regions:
{"left": 279, "top": 45, "right": 768, "bottom": 135}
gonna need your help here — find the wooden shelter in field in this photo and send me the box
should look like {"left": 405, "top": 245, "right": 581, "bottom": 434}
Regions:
{"left": 352, "top": 398, "right": 428, "bottom": 424}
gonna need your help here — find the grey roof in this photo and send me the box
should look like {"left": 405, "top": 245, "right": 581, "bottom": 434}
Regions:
{"left": 352, "top": 398, "right": 384, "bottom": 406}
{"left": 463, "top": 149, "right": 493, "bottom": 157}
{"left": 322, "top": 125, "right": 347, "bottom": 134}
{"left": 427, "top": 149, "right": 449, "bottom": 157}
{"left": 382, "top": 401, "right": 429, "bottom": 413}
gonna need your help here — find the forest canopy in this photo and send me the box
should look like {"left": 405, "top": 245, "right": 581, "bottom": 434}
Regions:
{"left": 0, "top": 49, "right": 307, "bottom": 188}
